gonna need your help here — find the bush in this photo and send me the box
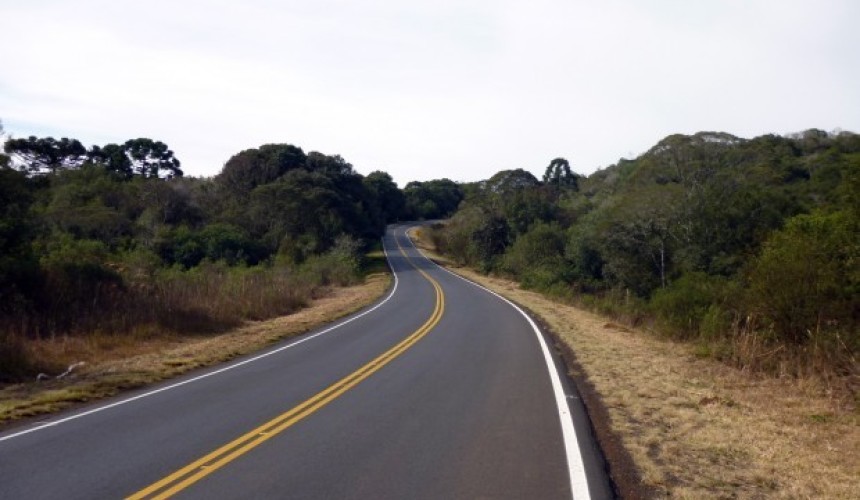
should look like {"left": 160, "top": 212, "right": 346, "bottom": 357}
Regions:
{"left": 580, "top": 288, "right": 649, "bottom": 327}
{"left": 430, "top": 207, "right": 492, "bottom": 268}
{"left": 745, "top": 211, "right": 857, "bottom": 345}
{"left": 699, "top": 304, "right": 734, "bottom": 342}
{"left": 565, "top": 222, "right": 606, "bottom": 292}
{"left": 502, "top": 222, "right": 571, "bottom": 289}
{"left": 649, "top": 272, "right": 731, "bottom": 339}
{"left": 157, "top": 224, "right": 268, "bottom": 268}
{"left": 296, "top": 235, "right": 362, "bottom": 288}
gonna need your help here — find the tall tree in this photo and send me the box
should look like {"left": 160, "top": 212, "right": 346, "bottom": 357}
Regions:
{"left": 364, "top": 171, "right": 405, "bottom": 223}
{"left": 0, "top": 168, "right": 39, "bottom": 312}
{"left": 4, "top": 136, "right": 87, "bottom": 173}
{"left": 88, "top": 143, "right": 133, "bottom": 178}
{"left": 248, "top": 169, "right": 349, "bottom": 259}
{"left": 486, "top": 168, "right": 540, "bottom": 193}
{"left": 121, "top": 138, "right": 183, "bottom": 178}
{"left": 0, "top": 119, "right": 9, "bottom": 169}
{"left": 404, "top": 179, "right": 464, "bottom": 219}
{"left": 543, "top": 157, "right": 579, "bottom": 190}
{"left": 217, "top": 143, "right": 306, "bottom": 195}
{"left": 305, "top": 152, "right": 354, "bottom": 175}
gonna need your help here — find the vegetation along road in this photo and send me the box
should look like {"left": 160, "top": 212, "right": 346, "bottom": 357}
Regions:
{"left": 0, "top": 225, "right": 611, "bottom": 499}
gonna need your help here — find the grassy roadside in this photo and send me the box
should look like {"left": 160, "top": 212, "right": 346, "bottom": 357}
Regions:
{"left": 410, "top": 227, "right": 859, "bottom": 499}
{"left": 0, "top": 271, "right": 390, "bottom": 427}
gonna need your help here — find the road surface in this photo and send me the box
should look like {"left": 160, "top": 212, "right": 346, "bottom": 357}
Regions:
{"left": 0, "top": 225, "right": 611, "bottom": 499}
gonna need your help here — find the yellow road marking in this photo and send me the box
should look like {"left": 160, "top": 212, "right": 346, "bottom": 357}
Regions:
{"left": 127, "top": 232, "right": 443, "bottom": 499}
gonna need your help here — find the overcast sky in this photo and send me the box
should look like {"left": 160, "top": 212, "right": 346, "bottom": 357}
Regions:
{"left": 2, "top": 0, "right": 858, "bottom": 186}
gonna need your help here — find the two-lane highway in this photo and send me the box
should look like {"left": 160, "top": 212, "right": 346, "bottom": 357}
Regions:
{"left": 0, "top": 226, "right": 611, "bottom": 499}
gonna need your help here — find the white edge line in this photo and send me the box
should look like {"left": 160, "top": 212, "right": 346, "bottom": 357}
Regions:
{"left": 405, "top": 227, "right": 591, "bottom": 500}
{"left": 0, "top": 237, "right": 401, "bottom": 443}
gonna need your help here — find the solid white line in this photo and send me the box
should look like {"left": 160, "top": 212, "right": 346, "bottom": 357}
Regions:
{"left": 0, "top": 237, "right": 401, "bottom": 444}
{"left": 406, "top": 229, "right": 591, "bottom": 500}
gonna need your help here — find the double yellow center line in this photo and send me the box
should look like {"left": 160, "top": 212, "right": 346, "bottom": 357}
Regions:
{"left": 128, "top": 234, "right": 444, "bottom": 499}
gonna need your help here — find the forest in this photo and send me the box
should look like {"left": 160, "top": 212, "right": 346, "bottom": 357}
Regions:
{"left": 428, "top": 129, "right": 859, "bottom": 378}
{"left": 1, "top": 123, "right": 857, "bottom": 381}
{"left": 0, "top": 123, "right": 462, "bottom": 381}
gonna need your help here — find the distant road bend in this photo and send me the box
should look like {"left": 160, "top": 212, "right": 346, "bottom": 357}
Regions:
{"left": 0, "top": 225, "right": 612, "bottom": 499}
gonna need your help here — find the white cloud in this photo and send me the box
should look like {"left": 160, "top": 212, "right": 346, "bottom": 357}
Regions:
{"left": 2, "top": 0, "right": 858, "bottom": 185}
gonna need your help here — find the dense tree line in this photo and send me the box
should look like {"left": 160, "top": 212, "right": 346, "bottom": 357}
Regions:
{"left": 0, "top": 123, "right": 468, "bottom": 379}
{"left": 402, "top": 178, "right": 464, "bottom": 220}
{"left": 429, "top": 130, "right": 859, "bottom": 375}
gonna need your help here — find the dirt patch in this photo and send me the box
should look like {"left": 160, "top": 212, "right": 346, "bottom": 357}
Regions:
{"left": 410, "top": 229, "right": 859, "bottom": 499}
{"left": 0, "top": 273, "right": 391, "bottom": 428}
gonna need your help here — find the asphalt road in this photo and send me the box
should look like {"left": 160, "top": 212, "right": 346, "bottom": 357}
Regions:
{"left": 0, "top": 225, "right": 612, "bottom": 499}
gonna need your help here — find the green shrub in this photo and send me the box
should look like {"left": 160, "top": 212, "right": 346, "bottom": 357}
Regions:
{"left": 699, "top": 304, "right": 734, "bottom": 341}
{"left": 297, "top": 235, "right": 362, "bottom": 288}
{"left": 518, "top": 259, "right": 571, "bottom": 291}
{"left": 157, "top": 224, "right": 267, "bottom": 268}
{"left": 649, "top": 272, "right": 730, "bottom": 339}
{"left": 580, "top": 288, "right": 649, "bottom": 327}
{"left": 745, "top": 211, "right": 857, "bottom": 345}
{"left": 502, "top": 222, "right": 572, "bottom": 290}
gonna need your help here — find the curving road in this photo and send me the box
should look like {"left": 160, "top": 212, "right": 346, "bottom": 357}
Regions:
{"left": 0, "top": 225, "right": 611, "bottom": 499}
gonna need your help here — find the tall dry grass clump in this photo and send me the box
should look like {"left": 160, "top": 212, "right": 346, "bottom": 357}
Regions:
{"left": 151, "top": 263, "right": 308, "bottom": 329}
{"left": 0, "top": 239, "right": 363, "bottom": 382}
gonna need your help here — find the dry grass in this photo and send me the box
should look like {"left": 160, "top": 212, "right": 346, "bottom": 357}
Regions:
{"left": 410, "top": 227, "right": 859, "bottom": 499}
{"left": 0, "top": 273, "right": 390, "bottom": 426}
